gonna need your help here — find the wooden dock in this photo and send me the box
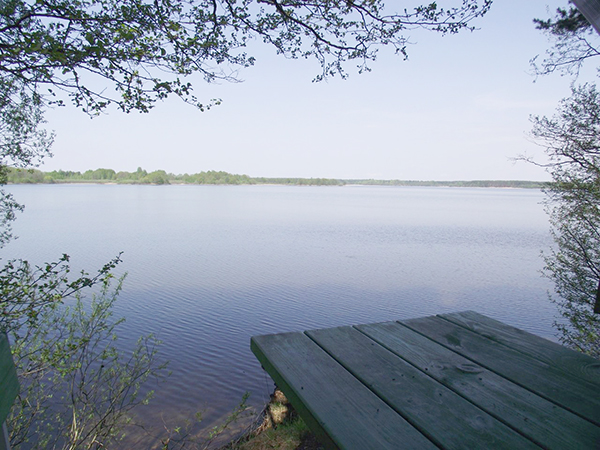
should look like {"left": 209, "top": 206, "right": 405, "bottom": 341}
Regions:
{"left": 251, "top": 311, "right": 600, "bottom": 449}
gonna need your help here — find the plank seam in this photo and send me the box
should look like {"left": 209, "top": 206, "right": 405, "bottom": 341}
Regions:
{"left": 400, "top": 318, "right": 600, "bottom": 428}
{"left": 356, "top": 323, "right": 549, "bottom": 449}
{"left": 438, "top": 313, "right": 600, "bottom": 386}
{"left": 303, "top": 330, "right": 444, "bottom": 450}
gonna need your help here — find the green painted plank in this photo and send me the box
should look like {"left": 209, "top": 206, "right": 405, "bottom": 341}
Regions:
{"left": 358, "top": 321, "right": 600, "bottom": 450}
{"left": 251, "top": 332, "right": 437, "bottom": 450}
{"left": 0, "top": 333, "right": 19, "bottom": 425}
{"left": 306, "top": 326, "right": 540, "bottom": 450}
{"left": 403, "top": 316, "right": 600, "bottom": 426}
{"left": 440, "top": 311, "right": 600, "bottom": 386}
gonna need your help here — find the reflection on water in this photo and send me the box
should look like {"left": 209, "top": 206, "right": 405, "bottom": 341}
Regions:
{"left": 3, "top": 184, "right": 555, "bottom": 440}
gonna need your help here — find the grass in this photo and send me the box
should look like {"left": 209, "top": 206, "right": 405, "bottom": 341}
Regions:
{"left": 222, "top": 388, "right": 324, "bottom": 450}
{"left": 232, "top": 416, "right": 313, "bottom": 450}
{"left": 224, "top": 400, "right": 324, "bottom": 450}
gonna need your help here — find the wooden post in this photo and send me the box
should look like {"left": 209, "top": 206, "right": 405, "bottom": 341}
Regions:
{"left": 573, "top": 0, "right": 600, "bottom": 35}
{"left": 0, "top": 423, "right": 10, "bottom": 450}
{"left": 0, "top": 333, "right": 19, "bottom": 450}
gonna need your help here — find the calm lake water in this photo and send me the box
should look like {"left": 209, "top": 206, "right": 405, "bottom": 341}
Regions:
{"left": 3, "top": 184, "right": 557, "bottom": 443}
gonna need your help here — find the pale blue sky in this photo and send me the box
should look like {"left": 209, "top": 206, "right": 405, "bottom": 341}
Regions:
{"left": 41, "top": 1, "right": 597, "bottom": 181}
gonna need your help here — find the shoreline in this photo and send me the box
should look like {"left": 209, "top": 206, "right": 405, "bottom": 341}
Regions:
{"left": 6, "top": 180, "right": 548, "bottom": 189}
{"left": 5, "top": 167, "right": 549, "bottom": 189}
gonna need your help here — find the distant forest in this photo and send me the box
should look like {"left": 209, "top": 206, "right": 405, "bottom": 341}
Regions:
{"left": 5, "top": 167, "right": 547, "bottom": 189}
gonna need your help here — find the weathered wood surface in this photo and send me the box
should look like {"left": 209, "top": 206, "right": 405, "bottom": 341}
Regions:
{"left": 0, "top": 333, "right": 18, "bottom": 425}
{"left": 251, "top": 332, "right": 437, "bottom": 450}
{"left": 358, "top": 320, "right": 600, "bottom": 449}
{"left": 440, "top": 310, "right": 600, "bottom": 386}
{"left": 404, "top": 315, "right": 600, "bottom": 426}
{"left": 306, "top": 326, "right": 538, "bottom": 449}
{"left": 251, "top": 311, "right": 600, "bottom": 450}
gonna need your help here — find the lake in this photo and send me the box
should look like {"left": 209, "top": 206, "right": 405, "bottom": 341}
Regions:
{"left": 2, "top": 184, "right": 557, "bottom": 444}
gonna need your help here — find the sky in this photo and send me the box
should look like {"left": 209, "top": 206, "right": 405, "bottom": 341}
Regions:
{"left": 40, "top": 0, "right": 598, "bottom": 181}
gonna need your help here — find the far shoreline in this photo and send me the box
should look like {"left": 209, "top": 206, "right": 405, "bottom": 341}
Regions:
{"left": 6, "top": 180, "right": 548, "bottom": 189}
{"left": 6, "top": 167, "right": 549, "bottom": 190}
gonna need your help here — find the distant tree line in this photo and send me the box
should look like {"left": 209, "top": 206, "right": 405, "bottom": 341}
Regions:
{"left": 9, "top": 167, "right": 173, "bottom": 184}
{"left": 251, "top": 177, "right": 344, "bottom": 186}
{"left": 5, "top": 167, "right": 547, "bottom": 188}
{"left": 345, "top": 179, "right": 549, "bottom": 188}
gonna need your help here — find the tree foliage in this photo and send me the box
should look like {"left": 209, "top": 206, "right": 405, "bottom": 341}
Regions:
{"left": 531, "top": 84, "right": 600, "bottom": 358}
{"left": 0, "top": 252, "right": 251, "bottom": 448}
{"left": 0, "top": 253, "right": 167, "bottom": 449}
{"left": 531, "top": 5, "right": 600, "bottom": 78}
{"left": 0, "top": 78, "right": 54, "bottom": 245}
{"left": 7, "top": 275, "right": 166, "bottom": 449}
{"left": 0, "top": 0, "right": 492, "bottom": 114}
{"left": 0, "top": 254, "right": 121, "bottom": 333}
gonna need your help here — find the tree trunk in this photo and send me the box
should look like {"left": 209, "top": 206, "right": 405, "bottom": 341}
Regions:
{"left": 595, "top": 278, "right": 600, "bottom": 314}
